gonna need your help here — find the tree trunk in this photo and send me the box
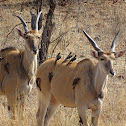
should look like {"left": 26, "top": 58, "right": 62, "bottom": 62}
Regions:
{"left": 39, "top": 0, "right": 56, "bottom": 64}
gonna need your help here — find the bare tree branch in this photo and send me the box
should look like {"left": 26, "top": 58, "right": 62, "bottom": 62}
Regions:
{"left": 2, "top": 22, "right": 30, "bottom": 48}
{"left": 50, "top": 27, "right": 76, "bottom": 43}
{"left": 51, "top": 38, "right": 62, "bottom": 57}
{"left": 50, "top": 27, "right": 77, "bottom": 57}
{"left": 6, "top": 22, "right": 31, "bottom": 38}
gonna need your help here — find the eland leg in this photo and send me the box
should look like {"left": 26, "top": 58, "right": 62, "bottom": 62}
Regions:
{"left": 18, "top": 97, "right": 25, "bottom": 121}
{"left": 7, "top": 95, "right": 17, "bottom": 120}
{"left": 77, "top": 105, "right": 89, "bottom": 126}
{"left": 7, "top": 95, "right": 19, "bottom": 126}
{"left": 91, "top": 99, "right": 102, "bottom": 126}
{"left": 44, "top": 96, "right": 59, "bottom": 126}
{"left": 36, "top": 92, "right": 50, "bottom": 126}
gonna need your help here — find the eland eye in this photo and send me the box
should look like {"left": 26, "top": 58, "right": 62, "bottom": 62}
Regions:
{"left": 37, "top": 36, "right": 40, "bottom": 39}
{"left": 100, "top": 58, "right": 104, "bottom": 61}
{"left": 25, "top": 36, "right": 29, "bottom": 39}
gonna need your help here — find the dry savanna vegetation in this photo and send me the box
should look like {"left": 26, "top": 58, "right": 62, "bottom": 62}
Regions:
{"left": 0, "top": 0, "right": 126, "bottom": 126}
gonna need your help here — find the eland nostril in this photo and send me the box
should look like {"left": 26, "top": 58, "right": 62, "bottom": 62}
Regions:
{"left": 33, "top": 48, "right": 37, "bottom": 54}
{"left": 110, "top": 70, "right": 115, "bottom": 76}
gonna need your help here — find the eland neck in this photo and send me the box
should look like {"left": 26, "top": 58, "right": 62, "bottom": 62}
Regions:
{"left": 22, "top": 46, "right": 37, "bottom": 79}
{"left": 94, "top": 63, "right": 108, "bottom": 94}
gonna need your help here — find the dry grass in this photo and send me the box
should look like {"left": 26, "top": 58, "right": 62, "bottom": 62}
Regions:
{"left": 0, "top": 0, "right": 126, "bottom": 126}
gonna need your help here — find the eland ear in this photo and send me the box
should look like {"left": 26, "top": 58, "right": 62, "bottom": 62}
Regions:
{"left": 115, "top": 50, "right": 126, "bottom": 58}
{"left": 16, "top": 28, "right": 24, "bottom": 38}
{"left": 90, "top": 50, "right": 98, "bottom": 58}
